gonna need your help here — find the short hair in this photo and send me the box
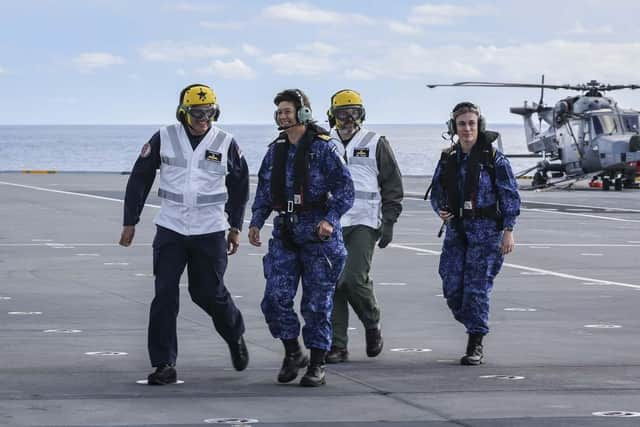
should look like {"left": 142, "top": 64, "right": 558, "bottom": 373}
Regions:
{"left": 274, "top": 89, "right": 311, "bottom": 110}
{"left": 452, "top": 102, "right": 481, "bottom": 120}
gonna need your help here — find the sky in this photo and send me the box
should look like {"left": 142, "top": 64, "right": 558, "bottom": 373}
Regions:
{"left": 1, "top": 0, "right": 639, "bottom": 125}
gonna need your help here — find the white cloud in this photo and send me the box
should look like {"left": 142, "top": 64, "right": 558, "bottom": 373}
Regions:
{"left": 72, "top": 52, "right": 125, "bottom": 72}
{"left": 242, "top": 44, "right": 263, "bottom": 57}
{"left": 563, "top": 21, "right": 613, "bottom": 35}
{"left": 344, "top": 68, "right": 376, "bottom": 80}
{"left": 264, "top": 2, "right": 373, "bottom": 25}
{"left": 0, "top": 66, "right": 4, "bottom": 74}
{"left": 264, "top": 52, "right": 335, "bottom": 76}
{"left": 409, "top": 3, "right": 493, "bottom": 26}
{"left": 200, "top": 20, "right": 244, "bottom": 30}
{"left": 140, "top": 41, "right": 229, "bottom": 62}
{"left": 166, "top": 2, "right": 223, "bottom": 13}
{"left": 298, "top": 42, "right": 338, "bottom": 56}
{"left": 387, "top": 20, "right": 423, "bottom": 35}
{"left": 198, "top": 58, "right": 256, "bottom": 79}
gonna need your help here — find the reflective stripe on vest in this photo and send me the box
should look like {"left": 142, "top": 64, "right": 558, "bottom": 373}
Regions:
{"left": 357, "top": 131, "right": 376, "bottom": 147}
{"left": 355, "top": 190, "right": 380, "bottom": 200}
{"left": 196, "top": 192, "right": 228, "bottom": 205}
{"left": 197, "top": 130, "right": 228, "bottom": 173}
{"left": 158, "top": 188, "right": 184, "bottom": 203}
{"left": 161, "top": 125, "right": 188, "bottom": 167}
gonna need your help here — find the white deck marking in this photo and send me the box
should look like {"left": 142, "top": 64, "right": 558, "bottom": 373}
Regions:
{"left": 0, "top": 181, "right": 160, "bottom": 208}
{"left": 389, "top": 243, "right": 640, "bottom": 290}
{"left": 4, "top": 180, "right": 637, "bottom": 289}
{"left": 408, "top": 195, "right": 640, "bottom": 222}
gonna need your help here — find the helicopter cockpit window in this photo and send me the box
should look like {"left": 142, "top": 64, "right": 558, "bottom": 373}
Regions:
{"left": 591, "top": 115, "right": 618, "bottom": 136}
{"left": 622, "top": 115, "right": 639, "bottom": 133}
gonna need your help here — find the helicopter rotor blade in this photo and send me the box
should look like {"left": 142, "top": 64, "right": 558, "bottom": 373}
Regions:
{"left": 537, "top": 74, "right": 545, "bottom": 132}
{"left": 427, "top": 81, "right": 640, "bottom": 91}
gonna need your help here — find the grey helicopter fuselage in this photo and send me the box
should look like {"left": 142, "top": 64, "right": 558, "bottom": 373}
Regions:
{"left": 517, "top": 94, "right": 640, "bottom": 180}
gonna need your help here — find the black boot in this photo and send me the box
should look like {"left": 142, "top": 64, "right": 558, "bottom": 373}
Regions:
{"left": 365, "top": 327, "right": 383, "bottom": 357}
{"left": 325, "top": 346, "right": 349, "bottom": 364}
{"left": 147, "top": 365, "right": 177, "bottom": 385}
{"left": 278, "top": 350, "right": 309, "bottom": 383}
{"left": 460, "top": 333, "right": 484, "bottom": 366}
{"left": 228, "top": 335, "right": 249, "bottom": 371}
{"left": 300, "top": 348, "right": 326, "bottom": 387}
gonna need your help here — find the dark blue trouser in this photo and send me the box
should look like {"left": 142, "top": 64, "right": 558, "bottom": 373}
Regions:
{"left": 149, "top": 226, "right": 245, "bottom": 367}
{"left": 261, "top": 235, "right": 346, "bottom": 351}
{"left": 438, "top": 219, "right": 504, "bottom": 335}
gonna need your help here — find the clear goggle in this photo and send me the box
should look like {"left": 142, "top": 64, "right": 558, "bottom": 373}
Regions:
{"left": 334, "top": 107, "right": 363, "bottom": 121}
{"left": 187, "top": 105, "right": 218, "bottom": 121}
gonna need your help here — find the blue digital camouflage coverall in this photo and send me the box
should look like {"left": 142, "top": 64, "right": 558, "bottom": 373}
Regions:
{"left": 430, "top": 136, "right": 520, "bottom": 335}
{"left": 250, "top": 132, "right": 354, "bottom": 351}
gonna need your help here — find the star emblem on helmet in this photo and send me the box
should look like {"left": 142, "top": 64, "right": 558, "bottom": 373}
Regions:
{"left": 197, "top": 89, "right": 207, "bottom": 101}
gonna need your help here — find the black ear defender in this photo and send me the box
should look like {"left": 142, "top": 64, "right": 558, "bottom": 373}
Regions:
{"left": 447, "top": 101, "right": 485, "bottom": 136}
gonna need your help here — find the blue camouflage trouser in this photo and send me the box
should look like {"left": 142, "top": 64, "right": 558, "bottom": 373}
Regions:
{"left": 261, "top": 236, "right": 347, "bottom": 351}
{"left": 438, "top": 219, "right": 504, "bottom": 335}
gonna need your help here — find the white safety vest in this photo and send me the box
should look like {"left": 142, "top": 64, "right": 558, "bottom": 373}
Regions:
{"left": 330, "top": 127, "right": 381, "bottom": 228}
{"left": 154, "top": 123, "right": 232, "bottom": 235}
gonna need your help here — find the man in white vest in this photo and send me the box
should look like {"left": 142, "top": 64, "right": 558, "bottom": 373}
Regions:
{"left": 119, "top": 83, "right": 249, "bottom": 384}
{"left": 325, "top": 89, "right": 404, "bottom": 363}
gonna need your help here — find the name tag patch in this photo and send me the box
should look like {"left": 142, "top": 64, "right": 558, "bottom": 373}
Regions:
{"left": 205, "top": 150, "right": 222, "bottom": 162}
{"left": 354, "top": 148, "right": 369, "bottom": 157}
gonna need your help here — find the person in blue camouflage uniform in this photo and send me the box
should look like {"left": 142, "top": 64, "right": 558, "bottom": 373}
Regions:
{"left": 429, "top": 102, "right": 520, "bottom": 365}
{"left": 249, "top": 89, "right": 354, "bottom": 387}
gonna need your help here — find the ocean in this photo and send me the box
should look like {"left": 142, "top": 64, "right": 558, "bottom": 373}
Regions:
{"left": 0, "top": 124, "right": 533, "bottom": 176}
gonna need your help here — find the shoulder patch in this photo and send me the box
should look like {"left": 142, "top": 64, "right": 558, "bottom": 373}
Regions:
{"left": 316, "top": 134, "right": 331, "bottom": 141}
{"left": 139, "top": 143, "right": 151, "bottom": 158}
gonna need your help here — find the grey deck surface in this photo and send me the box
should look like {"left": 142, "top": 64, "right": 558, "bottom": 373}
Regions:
{"left": 1, "top": 173, "right": 640, "bottom": 426}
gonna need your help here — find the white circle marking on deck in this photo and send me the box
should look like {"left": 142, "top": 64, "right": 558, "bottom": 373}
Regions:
{"left": 593, "top": 411, "right": 640, "bottom": 417}
{"left": 204, "top": 418, "right": 259, "bottom": 424}
{"left": 390, "top": 348, "right": 432, "bottom": 353}
{"left": 84, "top": 351, "right": 128, "bottom": 356}
{"left": 44, "top": 329, "right": 82, "bottom": 333}
{"left": 480, "top": 375, "right": 525, "bottom": 380}
{"left": 504, "top": 308, "right": 537, "bottom": 312}
{"left": 584, "top": 324, "right": 621, "bottom": 329}
{"left": 8, "top": 311, "right": 42, "bottom": 315}
{"left": 136, "top": 379, "right": 184, "bottom": 385}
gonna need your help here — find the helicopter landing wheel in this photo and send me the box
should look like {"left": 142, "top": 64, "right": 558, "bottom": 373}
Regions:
{"left": 532, "top": 171, "right": 547, "bottom": 188}
{"left": 614, "top": 178, "right": 623, "bottom": 191}
{"left": 602, "top": 177, "right": 611, "bottom": 191}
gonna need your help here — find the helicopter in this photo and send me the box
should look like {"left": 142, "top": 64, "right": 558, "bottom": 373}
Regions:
{"left": 427, "top": 78, "right": 640, "bottom": 190}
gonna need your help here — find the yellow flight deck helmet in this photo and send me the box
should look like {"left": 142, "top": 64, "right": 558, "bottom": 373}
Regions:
{"left": 327, "top": 89, "right": 366, "bottom": 128}
{"left": 176, "top": 83, "right": 220, "bottom": 125}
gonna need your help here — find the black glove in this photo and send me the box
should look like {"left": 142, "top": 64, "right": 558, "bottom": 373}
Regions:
{"left": 378, "top": 222, "right": 394, "bottom": 248}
